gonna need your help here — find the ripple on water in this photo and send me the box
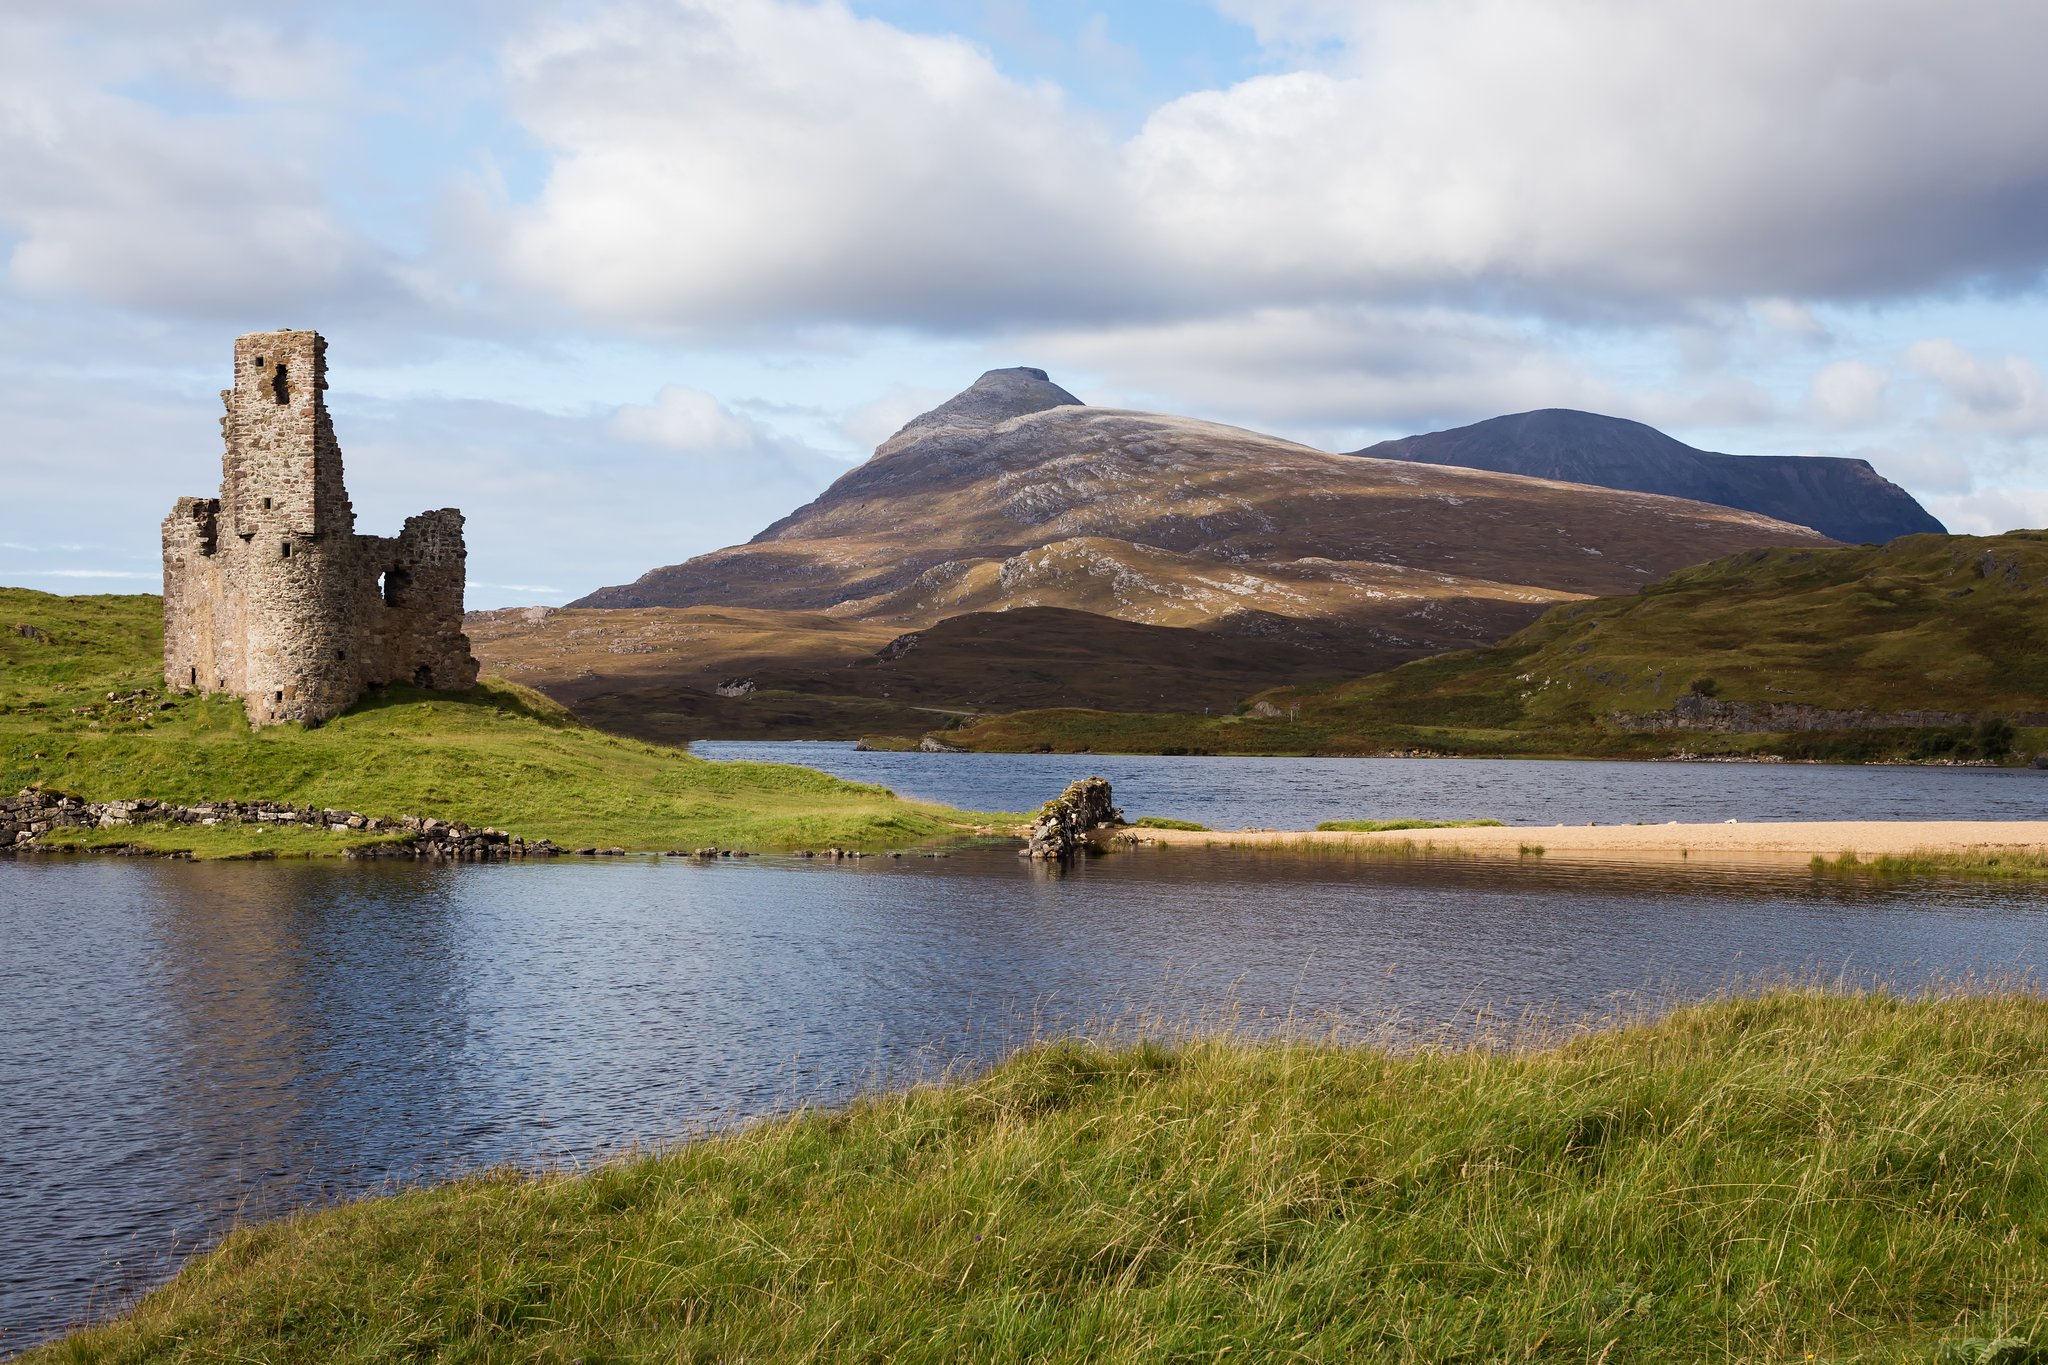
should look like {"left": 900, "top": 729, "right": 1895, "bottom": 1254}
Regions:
{"left": 3, "top": 844, "right": 2045, "bottom": 1347}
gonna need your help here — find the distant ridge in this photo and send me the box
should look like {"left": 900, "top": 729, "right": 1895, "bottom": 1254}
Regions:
{"left": 1350, "top": 409, "right": 1944, "bottom": 545}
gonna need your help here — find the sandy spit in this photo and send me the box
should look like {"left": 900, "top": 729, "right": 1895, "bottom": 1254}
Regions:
{"left": 1107, "top": 821, "right": 2048, "bottom": 867}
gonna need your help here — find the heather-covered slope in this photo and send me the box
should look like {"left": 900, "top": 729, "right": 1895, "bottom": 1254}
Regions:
{"left": 1354, "top": 408, "right": 1943, "bottom": 544}
{"left": 469, "top": 604, "right": 1390, "bottom": 742}
{"left": 941, "top": 532, "right": 2048, "bottom": 761}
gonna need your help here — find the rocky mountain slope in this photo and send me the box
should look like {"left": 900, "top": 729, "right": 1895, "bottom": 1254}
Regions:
{"left": 1352, "top": 409, "right": 1942, "bottom": 544}
{"left": 572, "top": 371, "right": 1832, "bottom": 665}
{"left": 473, "top": 373, "right": 1858, "bottom": 741}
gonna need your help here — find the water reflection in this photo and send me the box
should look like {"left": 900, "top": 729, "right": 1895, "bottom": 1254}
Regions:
{"left": 3, "top": 850, "right": 2045, "bottom": 1347}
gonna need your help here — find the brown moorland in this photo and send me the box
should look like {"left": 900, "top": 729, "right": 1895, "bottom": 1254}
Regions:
{"left": 481, "top": 370, "right": 1833, "bottom": 740}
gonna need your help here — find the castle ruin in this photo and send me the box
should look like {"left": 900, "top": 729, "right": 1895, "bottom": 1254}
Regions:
{"left": 162, "top": 329, "right": 479, "bottom": 726}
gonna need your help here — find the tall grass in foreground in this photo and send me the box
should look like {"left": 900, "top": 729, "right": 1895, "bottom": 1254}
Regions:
{"left": 32, "top": 989, "right": 2048, "bottom": 1363}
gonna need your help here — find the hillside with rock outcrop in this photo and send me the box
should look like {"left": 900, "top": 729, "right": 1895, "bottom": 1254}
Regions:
{"left": 478, "top": 371, "right": 1859, "bottom": 741}
{"left": 571, "top": 371, "right": 1831, "bottom": 653}
{"left": 1353, "top": 408, "right": 1942, "bottom": 544}
{"left": 939, "top": 532, "right": 2048, "bottom": 763}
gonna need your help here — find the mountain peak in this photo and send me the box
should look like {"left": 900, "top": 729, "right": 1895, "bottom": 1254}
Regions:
{"left": 882, "top": 367, "right": 1084, "bottom": 448}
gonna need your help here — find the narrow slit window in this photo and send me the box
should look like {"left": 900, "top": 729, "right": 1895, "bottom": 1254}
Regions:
{"left": 280, "top": 540, "right": 291, "bottom": 558}
{"left": 188, "top": 665, "right": 197, "bottom": 687}
{"left": 272, "top": 363, "right": 290, "bottom": 404}
{"left": 274, "top": 690, "right": 283, "bottom": 703}
{"left": 262, "top": 496, "right": 272, "bottom": 510}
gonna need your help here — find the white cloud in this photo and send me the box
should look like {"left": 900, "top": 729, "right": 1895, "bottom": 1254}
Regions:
{"left": 1754, "top": 299, "right": 1832, "bottom": 346}
{"left": 1806, "top": 360, "right": 1890, "bottom": 428}
{"left": 501, "top": 0, "right": 1133, "bottom": 328}
{"left": 611, "top": 385, "right": 774, "bottom": 454}
{"left": 1129, "top": 0, "right": 2048, "bottom": 309}
{"left": 836, "top": 385, "right": 953, "bottom": 452}
{"left": 0, "top": 12, "right": 402, "bottom": 318}
{"left": 1927, "top": 487, "right": 2048, "bottom": 536}
{"left": 1848, "top": 443, "right": 1977, "bottom": 497}
{"left": 498, "top": 0, "right": 2048, "bottom": 332}
{"left": 1008, "top": 303, "right": 1783, "bottom": 448}
{"left": 1905, "top": 339, "right": 2048, "bottom": 434}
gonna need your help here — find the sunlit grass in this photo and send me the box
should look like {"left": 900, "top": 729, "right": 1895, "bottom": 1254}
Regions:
{"left": 33, "top": 823, "right": 408, "bottom": 859}
{"left": 1812, "top": 849, "right": 2048, "bottom": 881}
{"left": 1, "top": 588, "right": 990, "bottom": 851}
{"left": 31, "top": 989, "right": 2048, "bottom": 1363}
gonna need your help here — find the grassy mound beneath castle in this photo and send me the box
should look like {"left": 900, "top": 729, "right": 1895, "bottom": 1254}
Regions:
{"left": 29, "top": 989, "right": 2048, "bottom": 1363}
{"left": 0, "top": 589, "right": 987, "bottom": 851}
{"left": 939, "top": 532, "right": 2048, "bottom": 760}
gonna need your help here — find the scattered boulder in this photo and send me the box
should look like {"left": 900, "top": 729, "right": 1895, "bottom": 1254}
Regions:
{"left": 1, "top": 788, "right": 562, "bottom": 861}
{"left": 1023, "top": 776, "right": 1125, "bottom": 860}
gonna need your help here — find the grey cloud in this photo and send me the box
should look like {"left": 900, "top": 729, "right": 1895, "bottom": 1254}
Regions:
{"left": 0, "top": 14, "right": 416, "bottom": 322}
{"left": 1906, "top": 339, "right": 2048, "bottom": 435}
{"left": 496, "top": 0, "right": 2048, "bottom": 333}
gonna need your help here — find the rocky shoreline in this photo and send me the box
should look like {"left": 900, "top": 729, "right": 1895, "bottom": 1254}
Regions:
{"left": 1, "top": 789, "right": 561, "bottom": 861}
{"left": 0, "top": 789, "right": 979, "bottom": 863}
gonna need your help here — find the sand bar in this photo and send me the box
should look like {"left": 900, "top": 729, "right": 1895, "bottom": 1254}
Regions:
{"left": 1109, "top": 820, "right": 2048, "bottom": 867}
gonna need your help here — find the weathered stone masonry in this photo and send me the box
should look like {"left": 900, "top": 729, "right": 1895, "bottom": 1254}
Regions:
{"left": 163, "top": 330, "right": 478, "bottom": 725}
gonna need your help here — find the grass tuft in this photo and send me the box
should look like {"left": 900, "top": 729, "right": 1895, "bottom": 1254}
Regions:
{"left": 28, "top": 990, "right": 2048, "bottom": 1363}
{"left": 1811, "top": 849, "right": 2048, "bottom": 880}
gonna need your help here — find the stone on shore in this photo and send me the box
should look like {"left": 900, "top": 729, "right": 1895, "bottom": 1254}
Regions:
{"left": 1023, "top": 776, "right": 1124, "bottom": 860}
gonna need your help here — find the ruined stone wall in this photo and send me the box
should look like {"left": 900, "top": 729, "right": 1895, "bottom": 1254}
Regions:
{"left": 162, "top": 329, "right": 479, "bottom": 726}
{"left": 359, "top": 510, "right": 480, "bottom": 691}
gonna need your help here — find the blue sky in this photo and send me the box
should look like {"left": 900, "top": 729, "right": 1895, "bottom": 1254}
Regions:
{"left": 4, "top": 0, "right": 2047, "bottom": 608}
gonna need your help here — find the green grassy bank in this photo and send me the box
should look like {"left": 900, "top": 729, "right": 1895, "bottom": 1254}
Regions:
{"left": 939, "top": 532, "right": 2048, "bottom": 760}
{"left": 29, "top": 991, "right": 2048, "bottom": 1363}
{"left": 2, "top": 589, "right": 985, "bottom": 851}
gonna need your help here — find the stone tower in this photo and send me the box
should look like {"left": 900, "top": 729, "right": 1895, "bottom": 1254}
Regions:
{"left": 162, "top": 330, "right": 479, "bottom": 726}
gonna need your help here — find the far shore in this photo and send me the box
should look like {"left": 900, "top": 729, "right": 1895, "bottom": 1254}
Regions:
{"left": 1104, "top": 819, "right": 2048, "bottom": 866}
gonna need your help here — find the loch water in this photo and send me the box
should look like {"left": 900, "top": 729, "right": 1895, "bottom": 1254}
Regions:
{"left": 691, "top": 741, "right": 2048, "bottom": 826}
{"left": 5, "top": 751, "right": 2048, "bottom": 1349}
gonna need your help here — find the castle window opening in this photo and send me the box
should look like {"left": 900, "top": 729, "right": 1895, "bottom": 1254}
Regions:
{"left": 163, "top": 329, "right": 479, "bottom": 726}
